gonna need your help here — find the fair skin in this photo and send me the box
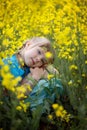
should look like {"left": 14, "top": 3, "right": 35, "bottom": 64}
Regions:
{"left": 30, "top": 67, "right": 48, "bottom": 81}
{"left": 21, "top": 65, "right": 59, "bottom": 97}
{"left": 20, "top": 67, "right": 48, "bottom": 97}
{"left": 18, "top": 38, "right": 53, "bottom": 84}
{"left": 20, "top": 43, "right": 48, "bottom": 68}
{"left": 17, "top": 44, "right": 50, "bottom": 81}
{"left": 21, "top": 67, "right": 47, "bottom": 84}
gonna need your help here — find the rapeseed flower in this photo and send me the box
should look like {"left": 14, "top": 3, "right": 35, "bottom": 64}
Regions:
{"left": 45, "top": 52, "right": 52, "bottom": 59}
{"left": 16, "top": 106, "right": 22, "bottom": 111}
{"left": 69, "top": 65, "right": 78, "bottom": 70}
{"left": 52, "top": 103, "right": 59, "bottom": 109}
{"left": 47, "top": 74, "right": 54, "bottom": 80}
{"left": 19, "top": 101, "right": 30, "bottom": 112}
{"left": 85, "top": 60, "right": 87, "bottom": 64}
{"left": 48, "top": 114, "right": 53, "bottom": 120}
{"left": 52, "top": 104, "right": 71, "bottom": 122}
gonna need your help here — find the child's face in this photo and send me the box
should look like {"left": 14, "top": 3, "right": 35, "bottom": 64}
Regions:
{"left": 23, "top": 46, "right": 47, "bottom": 67}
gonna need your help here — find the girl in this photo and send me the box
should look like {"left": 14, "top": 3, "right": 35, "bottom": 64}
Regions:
{"left": 1, "top": 37, "right": 55, "bottom": 96}
{"left": 2, "top": 37, "right": 54, "bottom": 81}
{"left": 1, "top": 36, "right": 63, "bottom": 112}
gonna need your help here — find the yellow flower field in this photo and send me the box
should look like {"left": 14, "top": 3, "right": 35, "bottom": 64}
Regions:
{"left": 0, "top": 0, "right": 87, "bottom": 130}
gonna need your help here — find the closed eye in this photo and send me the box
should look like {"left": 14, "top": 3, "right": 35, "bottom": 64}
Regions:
{"left": 38, "top": 50, "right": 41, "bottom": 55}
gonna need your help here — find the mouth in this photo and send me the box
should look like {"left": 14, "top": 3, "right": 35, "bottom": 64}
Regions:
{"left": 31, "top": 58, "right": 35, "bottom": 65}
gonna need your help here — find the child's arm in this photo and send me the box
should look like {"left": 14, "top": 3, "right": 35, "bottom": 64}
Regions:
{"left": 20, "top": 74, "right": 38, "bottom": 96}
{"left": 19, "top": 67, "right": 48, "bottom": 97}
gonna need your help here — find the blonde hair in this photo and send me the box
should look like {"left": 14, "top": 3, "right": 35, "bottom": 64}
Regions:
{"left": 23, "top": 37, "right": 50, "bottom": 49}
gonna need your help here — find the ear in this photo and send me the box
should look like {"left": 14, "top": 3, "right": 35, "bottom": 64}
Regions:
{"left": 24, "top": 40, "right": 30, "bottom": 47}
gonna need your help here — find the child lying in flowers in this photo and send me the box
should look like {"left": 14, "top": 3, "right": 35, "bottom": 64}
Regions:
{"left": 1, "top": 36, "right": 54, "bottom": 89}
{"left": 1, "top": 37, "right": 54, "bottom": 80}
{"left": 1, "top": 36, "right": 63, "bottom": 111}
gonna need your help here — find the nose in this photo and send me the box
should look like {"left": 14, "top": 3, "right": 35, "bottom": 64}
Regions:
{"left": 35, "top": 56, "right": 43, "bottom": 62}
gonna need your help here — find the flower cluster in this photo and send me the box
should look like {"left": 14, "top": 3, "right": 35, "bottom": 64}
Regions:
{"left": 52, "top": 103, "right": 71, "bottom": 122}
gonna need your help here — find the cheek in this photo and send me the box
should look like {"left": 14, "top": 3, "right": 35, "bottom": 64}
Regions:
{"left": 28, "top": 49, "right": 37, "bottom": 57}
{"left": 25, "top": 49, "right": 34, "bottom": 57}
{"left": 24, "top": 51, "right": 30, "bottom": 58}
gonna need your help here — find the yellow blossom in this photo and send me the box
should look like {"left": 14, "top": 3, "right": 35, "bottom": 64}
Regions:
{"left": 27, "top": 85, "right": 32, "bottom": 91}
{"left": 52, "top": 104, "right": 71, "bottom": 122}
{"left": 17, "top": 92, "right": 26, "bottom": 99}
{"left": 69, "top": 65, "right": 78, "bottom": 70}
{"left": 0, "top": 58, "right": 4, "bottom": 66}
{"left": 85, "top": 60, "right": 87, "bottom": 64}
{"left": 82, "top": 74, "right": 86, "bottom": 77}
{"left": 19, "top": 101, "right": 30, "bottom": 112}
{"left": 1, "top": 65, "right": 21, "bottom": 92}
{"left": 16, "top": 106, "right": 22, "bottom": 111}
{"left": 85, "top": 86, "right": 87, "bottom": 89}
{"left": 56, "top": 110, "right": 62, "bottom": 117}
{"left": 0, "top": 101, "right": 3, "bottom": 105}
{"left": 47, "top": 74, "right": 54, "bottom": 80}
{"left": 48, "top": 114, "right": 53, "bottom": 120}
{"left": 52, "top": 103, "right": 59, "bottom": 109}
{"left": 2, "top": 39, "right": 10, "bottom": 47}
{"left": 45, "top": 52, "right": 52, "bottom": 59}
{"left": 68, "top": 80, "right": 73, "bottom": 85}
{"left": 58, "top": 106, "right": 63, "bottom": 111}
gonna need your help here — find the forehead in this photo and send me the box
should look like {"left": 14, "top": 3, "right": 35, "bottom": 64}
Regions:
{"left": 30, "top": 46, "right": 47, "bottom": 53}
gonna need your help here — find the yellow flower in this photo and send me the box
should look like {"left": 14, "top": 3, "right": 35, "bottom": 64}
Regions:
{"left": 45, "top": 52, "right": 52, "bottom": 59}
{"left": 85, "top": 60, "right": 87, "bottom": 64}
{"left": 19, "top": 58, "right": 24, "bottom": 66}
{"left": 2, "top": 39, "right": 9, "bottom": 47}
{"left": 16, "top": 106, "right": 22, "bottom": 111}
{"left": 68, "top": 80, "right": 73, "bottom": 85}
{"left": 27, "top": 85, "right": 32, "bottom": 91}
{"left": 85, "top": 86, "right": 87, "bottom": 89}
{"left": 58, "top": 106, "right": 63, "bottom": 111}
{"left": 47, "top": 74, "right": 54, "bottom": 80}
{"left": 0, "top": 21, "right": 4, "bottom": 28}
{"left": 16, "top": 86, "right": 26, "bottom": 93}
{"left": 69, "top": 65, "right": 78, "bottom": 70}
{"left": 0, "top": 101, "right": 3, "bottom": 105}
{"left": 48, "top": 114, "right": 53, "bottom": 120}
{"left": 17, "top": 93, "right": 26, "bottom": 99}
{"left": 56, "top": 110, "right": 62, "bottom": 117}
{"left": 19, "top": 101, "right": 30, "bottom": 112}
{"left": 52, "top": 103, "right": 59, "bottom": 109}
{"left": 0, "top": 58, "right": 4, "bottom": 66}
{"left": 2, "top": 65, "right": 9, "bottom": 72}
{"left": 82, "top": 74, "right": 86, "bottom": 77}
{"left": 62, "top": 110, "right": 67, "bottom": 115}
{"left": 53, "top": 103, "right": 71, "bottom": 122}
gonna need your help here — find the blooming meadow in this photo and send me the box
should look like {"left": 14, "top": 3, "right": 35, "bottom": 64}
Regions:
{"left": 0, "top": 0, "right": 87, "bottom": 130}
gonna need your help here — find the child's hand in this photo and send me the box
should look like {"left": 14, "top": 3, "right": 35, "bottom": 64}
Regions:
{"left": 30, "top": 67, "right": 46, "bottom": 81}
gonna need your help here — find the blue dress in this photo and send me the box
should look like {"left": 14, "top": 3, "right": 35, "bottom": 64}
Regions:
{"left": 2, "top": 54, "right": 30, "bottom": 78}
{"left": 25, "top": 78, "right": 63, "bottom": 111}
